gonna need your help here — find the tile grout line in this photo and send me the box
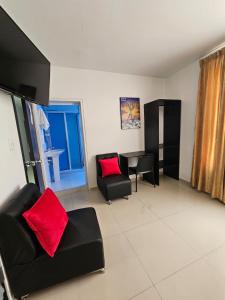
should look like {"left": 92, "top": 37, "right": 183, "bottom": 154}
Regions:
{"left": 100, "top": 200, "right": 161, "bottom": 300}
{"left": 149, "top": 224, "right": 225, "bottom": 287}
{"left": 119, "top": 218, "right": 159, "bottom": 235}
{"left": 160, "top": 214, "right": 225, "bottom": 260}
{"left": 159, "top": 217, "right": 202, "bottom": 255}
{"left": 135, "top": 190, "right": 198, "bottom": 221}
{"left": 108, "top": 195, "right": 160, "bottom": 234}
{"left": 153, "top": 255, "right": 205, "bottom": 287}
{"left": 122, "top": 217, "right": 167, "bottom": 236}
{"left": 62, "top": 181, "right": 225, "bottom": 299}
{"left": 128, "top": 286, "right": 158, "bottom": 300}
{"left": 122, "top": 230, "right": 157, "bottom": 298}
{"left": 116, "top": 199, "right": 214, "bottom": 293}
{"left": 135, "top": 188, "right": 187, "bottom": 213}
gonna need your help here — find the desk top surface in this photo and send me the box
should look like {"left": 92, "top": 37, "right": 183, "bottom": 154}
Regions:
{"left": 120, "top": 151, "right": 147, "bottom": 158}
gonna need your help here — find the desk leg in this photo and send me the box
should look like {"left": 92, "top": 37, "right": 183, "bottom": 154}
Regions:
{"left": 119, "top": 156, "right": 129, "bottom": 177}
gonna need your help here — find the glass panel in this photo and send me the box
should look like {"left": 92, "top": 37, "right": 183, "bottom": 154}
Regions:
{"left": 66, "top": 113, "right": 82, "bottom": 169}
{"left": 13, "top": 96, "right": 36, "bottom": 183}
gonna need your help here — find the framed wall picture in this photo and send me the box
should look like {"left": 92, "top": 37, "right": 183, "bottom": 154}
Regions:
{"left": 120, "top": 97, "right": 141, "bottom": 130}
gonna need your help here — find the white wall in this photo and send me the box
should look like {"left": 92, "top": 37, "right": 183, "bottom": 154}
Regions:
{"left": 0, "top": 60, "right": 199, "bottom": 196}
{"left": 50, "top": 66, "right": 165, "bottom": 187}
{"left": 0, "top": 61, "right": 198, "bottom": 195}
{"left": 165, "top": 61, "right": 200, "bottom": 182}
{"left": 0, "top": 91, "right": 26, "bottom": 204}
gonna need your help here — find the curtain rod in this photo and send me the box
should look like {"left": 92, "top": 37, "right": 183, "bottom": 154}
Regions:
{"left": 200, "top": 41, "right": 225, "bottom": 60}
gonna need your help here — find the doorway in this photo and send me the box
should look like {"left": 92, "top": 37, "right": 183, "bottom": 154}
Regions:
{"left": 34, "top": 102, "right": 87, "bottom": 192}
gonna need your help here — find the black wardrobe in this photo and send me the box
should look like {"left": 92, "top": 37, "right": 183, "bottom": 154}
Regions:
{"left": 144, "top": 99, "right": 181, "bottom": 185}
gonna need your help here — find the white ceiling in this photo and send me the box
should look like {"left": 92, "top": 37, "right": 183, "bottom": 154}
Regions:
{"left": 1, "top": 0, "right": 225, "bottom": 77}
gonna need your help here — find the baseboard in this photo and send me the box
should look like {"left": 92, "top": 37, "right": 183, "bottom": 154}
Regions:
{"left": 179, "top": 178, "right": 191, "bottom": 186}
{"left": 56, "top": 185, "right": 88, "bottom": 197}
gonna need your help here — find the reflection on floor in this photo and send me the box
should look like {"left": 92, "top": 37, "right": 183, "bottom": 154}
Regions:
{"left": 49, "top": 168, "right": 86, "bottom": 192}
{"left": 29, "top": 176, "right": 225, "bottom": 300}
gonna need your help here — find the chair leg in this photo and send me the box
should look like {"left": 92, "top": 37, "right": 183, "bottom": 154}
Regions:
{"left": 123, "top": 196, "right": 129, "bottom": 200}
{"left": 136, "top": 173, "right": 138, "bottom": 192}
{"left": 152, "top": 170, "right": 156, "bottom": 188}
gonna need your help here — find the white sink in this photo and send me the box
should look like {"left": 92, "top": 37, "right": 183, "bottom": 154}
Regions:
{"left": 45, "top": 149, "right": 64, "bottom": 158}
{"left": 45, "top": 149, "right": 64, "bottom": 182}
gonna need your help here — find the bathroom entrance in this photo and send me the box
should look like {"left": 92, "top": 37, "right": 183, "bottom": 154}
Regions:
{"left": 36, "top": 102, "right": 87, "bottom": 192}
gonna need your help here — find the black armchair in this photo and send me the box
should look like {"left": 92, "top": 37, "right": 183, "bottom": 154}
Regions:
{"left": 96, "top": 153, "right": 132, "bottom": 204}
{"left": 0, "top": 184, "right": 104, "bottom": 299}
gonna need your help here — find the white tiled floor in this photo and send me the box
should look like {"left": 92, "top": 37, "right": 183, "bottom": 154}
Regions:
{"left": 29, "top": 176, "right": 225, "bottom": 300}
{"left": 49, "top": 168, "right": 86, "bottom": 192}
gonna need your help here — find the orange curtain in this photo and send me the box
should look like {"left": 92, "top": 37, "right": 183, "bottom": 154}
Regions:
{"left": 191, "top": 49, "right": 225, "bottom": 202}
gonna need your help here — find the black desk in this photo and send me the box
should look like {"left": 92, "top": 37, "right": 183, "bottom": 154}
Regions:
{"left": 119, "top": 151, "right": 156, "bottom": 185}
{"left": 120, "top": 151, "right": 146, "bottom": 159}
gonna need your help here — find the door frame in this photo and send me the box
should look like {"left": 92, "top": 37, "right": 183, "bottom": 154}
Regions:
{"left": 32, "top": 98, "right": 89, "bottom": 189}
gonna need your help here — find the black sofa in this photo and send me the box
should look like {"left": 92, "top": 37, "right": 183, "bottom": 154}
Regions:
{"left": 0, "top": 184, "right": 105, "bottom": 299}
{"left": 96, "top": 153, "right": 132, "bottom": 204}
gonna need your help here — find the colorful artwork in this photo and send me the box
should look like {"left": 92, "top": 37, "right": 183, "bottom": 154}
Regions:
{"left": 120, "top": 97, "right": 141, "bottom": 130}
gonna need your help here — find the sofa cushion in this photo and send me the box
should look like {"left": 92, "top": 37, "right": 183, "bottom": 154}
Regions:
{"left": 23, "top": 188, "right": 68, "bottom": 257}
{"left": 97, "top": 174, "right": 131, "bottom": 200}
{"left": 9, "top": 207, "right": 105, "bottom": 298}
{"left": 96, "top": 153, "right": 119, "bottom": 177}
{"left": 99, "top": 157, "right": 121, "bottom": 177}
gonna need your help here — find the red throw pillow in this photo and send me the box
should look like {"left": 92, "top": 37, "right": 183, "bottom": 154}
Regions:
{"left": 23, "top": 188, "right": 68, "bottom": 257}
{"left": 99, "top": 157, "right": 121, "bottom": 177}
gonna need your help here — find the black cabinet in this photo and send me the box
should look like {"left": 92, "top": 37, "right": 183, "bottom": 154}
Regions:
{"left": 144, "top": 99, "right": 181, "bottom": 185}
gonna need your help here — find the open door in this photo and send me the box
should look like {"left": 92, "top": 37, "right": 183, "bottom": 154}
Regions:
{"left": 12, "top": 96, "right": 45, "bottom": 191}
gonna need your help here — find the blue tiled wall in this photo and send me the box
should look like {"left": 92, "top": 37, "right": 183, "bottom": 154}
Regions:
{"left": 42, "top": 104, "right": 84, "bottom": 172}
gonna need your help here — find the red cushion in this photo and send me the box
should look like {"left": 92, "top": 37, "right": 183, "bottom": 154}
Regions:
{"left": 23, "top": 188, "right": 68, "bottom": 257}
{"left": 99, "top": 157, "right": 121, "bottom": 177}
